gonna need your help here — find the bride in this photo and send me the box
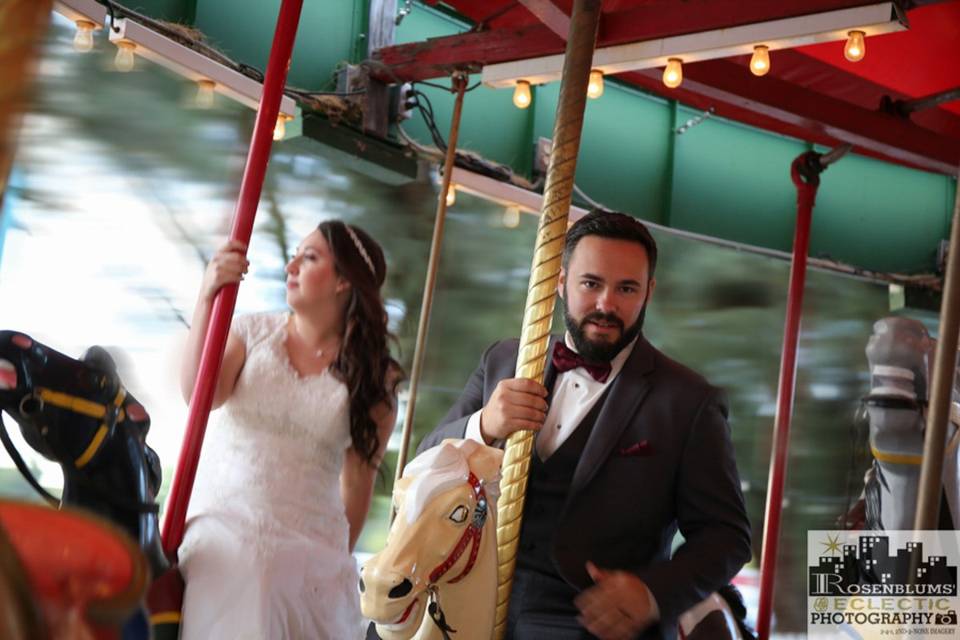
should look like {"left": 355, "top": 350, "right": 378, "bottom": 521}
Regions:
{"left": 177, "top": 220, "right": 401, "bottom": 639}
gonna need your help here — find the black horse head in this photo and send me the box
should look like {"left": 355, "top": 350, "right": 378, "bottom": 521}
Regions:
{"left": 0, "top": 330, "right": 168, "bottom": 576}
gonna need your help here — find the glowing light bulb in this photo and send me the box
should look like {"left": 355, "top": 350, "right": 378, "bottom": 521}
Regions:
{"left": 73, "top": 20, "right": 95, "bottom": 52}
{"left": 587, "top": 69, "right": 604, "bottom": 99}
{"left": 662, "top": 58, "right": 683, "bottom": 89}
{"left": 503, "top": 206, "right": 520, "bottom": 228}
{"left": 844, "top": 30, "right": 866, "bottom": 62}
{"left": 445, "top": 185, "right": 456, "bottom": 207}
{"left": 750, "top": 45, "right": 770, "bottom": 76}
{"left": 273, "top": 115, "right": 288, "bottom": 141}
{"left": 513, "top": 80, "right": 532, "bottom": 109}
{"left": 114, "top": 41, "right": 136, "bottom": 72}
{"left": 195, "top": 80, "right": 216, "bottom": 108}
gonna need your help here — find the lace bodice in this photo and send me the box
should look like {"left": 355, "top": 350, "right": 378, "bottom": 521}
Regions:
{"left": 185, "top": 311, "right": 352, "bottom": 546}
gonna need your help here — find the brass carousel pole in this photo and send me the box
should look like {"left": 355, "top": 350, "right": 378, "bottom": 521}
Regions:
{"left": 913, "top": 168, "right": 960, "bottom": 530}
{"left": 0, "top": 6, "right": 53, "bottom": 637}
{"left": 0, "top": 0, "right": 52, "bottom": 199}
{"left": 494, "top": 1, "right": 601, "bottom": 637}
{"left": 392, "top": 72, "right": 469, "bottom": 515}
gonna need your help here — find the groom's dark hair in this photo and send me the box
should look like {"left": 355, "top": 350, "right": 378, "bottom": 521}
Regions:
{"left": 562, "top": 210, "right": 658, "bottom": 279}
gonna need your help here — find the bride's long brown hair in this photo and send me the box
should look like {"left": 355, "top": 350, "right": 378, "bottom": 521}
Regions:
{"left": 319, "top": 220, "right": 402, "bottom": 465}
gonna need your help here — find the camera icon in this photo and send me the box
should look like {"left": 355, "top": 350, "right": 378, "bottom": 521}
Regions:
{"left": 934, "top": 611, "right": 957, "bottom": 625}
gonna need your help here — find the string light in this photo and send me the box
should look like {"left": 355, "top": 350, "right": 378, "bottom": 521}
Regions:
{"left": 114, "top": 40, "right": 136, "bottom": 72}
{"left": 73, "top": 19, "right": 95, "bottom": 52}
{"left": 844, "top": 30, "right": 866, "bottom": 62}
{"left": 587, "top": 69, "right": 604, "bottom": 99}
{"left": 750, "top": 45, "right": 770, "bottom": 76}
{"left": 445, "top": 185, "right": 456, "bottom": 207}
{"left": 503, "top": 206, "right": 520, "bottom": 228}
{"left": 512, "top": 80, "right": 532, "bottom": 109}
{"left": 273, "top": 115, "right": 291, "bottom": 141}
{"left": 662, "top": 58, "right": 683, "bottom": 89}
{"left": 195, "top": 79, "right": 216, "bottom": 108}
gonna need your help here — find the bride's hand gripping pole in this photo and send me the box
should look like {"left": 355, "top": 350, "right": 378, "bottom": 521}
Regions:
{"left": 160, "top": 0, "right": 305, "bottom": 560}
{"left": 494, "top": 1, "right": 602, "bottom": 638}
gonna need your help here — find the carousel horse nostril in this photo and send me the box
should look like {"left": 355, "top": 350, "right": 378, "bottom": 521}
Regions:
{"left": 388, "top": 579, "right": 413, "bottom": 599}
{"left": 358, "top": 577, "right": 365, "bottom": 593}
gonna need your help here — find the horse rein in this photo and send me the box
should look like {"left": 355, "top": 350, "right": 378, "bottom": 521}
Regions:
{"left": 427, "top": 471, "right": 488, "bottom": 585}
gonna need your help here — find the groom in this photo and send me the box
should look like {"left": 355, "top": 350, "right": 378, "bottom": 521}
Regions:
{"left": 418, "top": 211, "right": 752, "bottom": 639}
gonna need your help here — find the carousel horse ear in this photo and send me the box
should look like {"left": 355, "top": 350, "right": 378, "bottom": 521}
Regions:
{"left": 393, "top": 477, "right": 413, "bottom": 508}
{"left": 466, "top": 446, "right": 504, "bottom": 486}
{"left": 81, "top": 346, "right": 117, "bottom": 375}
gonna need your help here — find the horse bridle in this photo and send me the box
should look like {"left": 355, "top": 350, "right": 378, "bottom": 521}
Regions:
{"left": 427, "top": 471, "right": 489, "bottom": 585}
{"left": 30, "top": 386, "right": 128, "bottom": 469}
{"left": 418, "top": 471, "right": 488, "bottom": 640}
{"left": 0, "top": 385, "right": 158, "bottom": 513}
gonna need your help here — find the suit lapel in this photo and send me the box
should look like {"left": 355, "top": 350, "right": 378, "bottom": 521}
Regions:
{"left": 569, "top": 337, "right": 656, "bottom": 497}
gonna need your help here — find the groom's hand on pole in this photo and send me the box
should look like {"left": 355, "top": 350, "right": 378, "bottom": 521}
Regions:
{"left": 478, "top": 378, "right": 548, "bottom": 444}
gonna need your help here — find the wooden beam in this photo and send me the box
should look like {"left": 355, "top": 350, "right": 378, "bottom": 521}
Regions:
{"left": 518, "top": 0, "right": 569, "bottom": 40}
{"left": 374, "top": 0, "right": 891, "bottom": 82}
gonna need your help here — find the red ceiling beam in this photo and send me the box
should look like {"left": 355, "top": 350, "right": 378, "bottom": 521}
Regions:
{"left": 374, "top": 0, "right": 890, "bottom": 82}
{"left": 518, "top": 0, "right": 570, "bottom": 39}
{"left": 624, "top": 58, "right": 959, "bottom": 175}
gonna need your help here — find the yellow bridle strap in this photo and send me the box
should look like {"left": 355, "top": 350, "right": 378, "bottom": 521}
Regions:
{"left": 75, "top": 425, "right": 109, "bottom": 468}
{"left": 149, "top": 612, "right": 182, "bottom": 625}
{"left": 871, "top": 446, "right": 923, "bottom": 466}
{"left": 58, "top": 387, "right": 127, "bottom": 469}
{"left": 38, "top": 388, "right": 109, "bottom": 420}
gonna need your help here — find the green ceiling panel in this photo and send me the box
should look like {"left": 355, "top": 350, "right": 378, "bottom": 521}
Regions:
{"left": 670, "top": 114, "right": 804, "bottom": 252}
{"left": 808, "top": 154, "right": 950, "bottom": 274}
{"left": 192, "top": 0, "right": 363, "bottom": 90}
{"left": 123, "top": 0, "right": 195, "bottom": 23}
{"left": 535, "top": 82, "right": 674, "bottom": 224}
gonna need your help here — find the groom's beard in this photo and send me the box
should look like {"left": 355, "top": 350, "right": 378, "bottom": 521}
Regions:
{"left": 562, "top": 297, "right": 647, "bottom": 364}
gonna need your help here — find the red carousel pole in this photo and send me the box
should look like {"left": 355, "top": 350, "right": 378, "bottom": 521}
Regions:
{"left": 756, "top": 146, "right": 849, "bottom": 640}
{"left": 160, "top": 0, "right": 305, "bottom": 559}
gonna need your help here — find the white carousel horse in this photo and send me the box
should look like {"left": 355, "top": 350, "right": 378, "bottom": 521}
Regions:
{"left": 361, "top": 439, "right": 502, "bottom": 640}
{"left": 862, "top": 316, "right": 960, "bottom": 530}
{"left": 362, "top": 438, "right": 753, "bottom": 640}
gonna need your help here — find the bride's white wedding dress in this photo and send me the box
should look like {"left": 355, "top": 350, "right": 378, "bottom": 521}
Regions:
{"left": 178, "top": 312, "right": 362, "bottom": 639}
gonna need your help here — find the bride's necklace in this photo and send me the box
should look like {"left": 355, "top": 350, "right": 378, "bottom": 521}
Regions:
{"left": 288, "top": 319, "right": 338, "bottom": 362}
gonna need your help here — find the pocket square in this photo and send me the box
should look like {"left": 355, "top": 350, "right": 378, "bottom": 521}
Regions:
{"left": 617, "top": 440, "right": 653, "bottom": 457}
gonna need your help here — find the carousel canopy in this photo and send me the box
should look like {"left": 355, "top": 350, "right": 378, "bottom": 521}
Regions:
{"left": 52, "top": 0, "right": 960, "bottom": 289}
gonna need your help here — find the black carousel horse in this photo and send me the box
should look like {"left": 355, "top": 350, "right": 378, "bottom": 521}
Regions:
{"left": 0, "top": 330, "right": 168, "bottom": 578}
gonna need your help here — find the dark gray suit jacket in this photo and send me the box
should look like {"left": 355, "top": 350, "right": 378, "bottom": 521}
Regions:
{"left": 417, "top": 336, "right": 752, "bottom": 630}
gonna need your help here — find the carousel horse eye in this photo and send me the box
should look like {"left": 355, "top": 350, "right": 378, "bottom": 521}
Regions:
{"left": 449, "top": 505, "right": 468, "bottom": 524}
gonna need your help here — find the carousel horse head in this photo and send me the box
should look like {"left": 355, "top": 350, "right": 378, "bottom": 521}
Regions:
{"left": 361, "top": 439, "right": 503, "bottom": 640}
{"left": 862, "top": 316, "right": 960, "bottom": 530}
{"left": 0, "top": 331, "right": 168, "bottom": 577}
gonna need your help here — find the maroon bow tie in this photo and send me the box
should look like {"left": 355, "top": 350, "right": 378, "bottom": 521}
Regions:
{"left": 552, "top": 342, "right": 612, "bottom": 383}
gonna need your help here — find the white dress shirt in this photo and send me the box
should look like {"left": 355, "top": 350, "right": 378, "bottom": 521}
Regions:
{"left": 465, "top": 334, "right": 637, "bottom": 460}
